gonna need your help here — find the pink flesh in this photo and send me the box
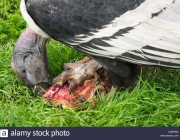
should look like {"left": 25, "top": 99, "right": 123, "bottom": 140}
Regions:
{"left": 43, "top": 84, "right": 73, "bottom": 102}
{"left": 43, "top": 81, "right": 96, "bottom": 104}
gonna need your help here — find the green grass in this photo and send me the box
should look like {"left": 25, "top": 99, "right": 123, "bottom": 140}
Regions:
{"left": 0, "top": 0, "right": 180, "bottom": 127}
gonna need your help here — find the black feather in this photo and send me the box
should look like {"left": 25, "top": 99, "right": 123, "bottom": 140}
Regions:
{"left": 26, "top": 0, "right": 144, "bottom": 41}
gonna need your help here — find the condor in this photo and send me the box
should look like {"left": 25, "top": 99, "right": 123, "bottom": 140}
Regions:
{"left": 12, "top": 0, "right": 180, "bottom": 93}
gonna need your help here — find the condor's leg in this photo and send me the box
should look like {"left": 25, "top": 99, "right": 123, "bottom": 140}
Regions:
{"left": 52, "top": 55, "right": 140, "bottom": 92}
{"left": 91, "top": 56, "right": 140, "bottom": 91}
{"left": 52, "top": 57, "right": 103, "bottom": 92}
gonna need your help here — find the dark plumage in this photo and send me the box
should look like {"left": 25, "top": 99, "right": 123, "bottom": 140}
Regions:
{"left": 12, "top": 0, "right": 180, "bottom": 92}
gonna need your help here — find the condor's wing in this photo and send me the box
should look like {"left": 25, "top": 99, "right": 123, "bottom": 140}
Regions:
{"left": 22, "top": 0, "right": 180, "bottom": 68}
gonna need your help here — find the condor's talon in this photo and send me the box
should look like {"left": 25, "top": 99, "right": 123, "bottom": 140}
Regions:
{"left": 69, "top": 77, "right": 86, "bottom": 92}
{"left": 68, "top": 81, "right": 76, "bottom": 93}
{"left": 52, "top": 58, "right": 103, "bottom": 92}
{"left": 93, "top": 85, "right": 106, "bottom": 98}
{"left": 52, "top": 70, "right": 73, "bottom": 86}
{"left": 93, "top": 72, "right": 100, "bottom": 85}
{"left": 54, "top": 81, "right": 64, "bottom": 88}
{"left": 44, "top": 57, "right": 113, "bottom": 109}
{"left": 77, "top": 97, "right": 87, "bottom": 103}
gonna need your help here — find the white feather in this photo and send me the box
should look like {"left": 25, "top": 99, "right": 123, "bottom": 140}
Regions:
{"left": 147, "top": 16, "right": 180, "bottom": 30}
{"left": 145, "top": 0, "right": 174, "bottom": 13}
{"left": 78, "top": 0, "right": 180, "bottom": 67}
{"left": 75, "top": 0, "right": 173, "bottom": 44}
{"left": 20, "top": 0, "right": 49, "bottom": 38}
{"left": 142, "top": 49, "right": 180, "bottom": 59}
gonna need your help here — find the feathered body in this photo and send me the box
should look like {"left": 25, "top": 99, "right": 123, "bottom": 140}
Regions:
{"left": 16, "top": 0, "right": 180, "bottom": 89}
{"left": 21, "top": 0, "right": 180, "bottom": 67}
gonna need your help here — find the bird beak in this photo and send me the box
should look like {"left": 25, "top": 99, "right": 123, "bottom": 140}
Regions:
{"left": 11, "top": 27, "right": 51, "bottom": 95}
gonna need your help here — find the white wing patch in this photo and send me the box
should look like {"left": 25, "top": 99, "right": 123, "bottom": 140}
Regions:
{"left": 20, "top": 0, "right": 49, "bottom": 38}
{"left": 74, "top": 0, "right": 174, "bottom": 44}
{"left": 78, "top": 0, "right": 180, "bottom": 67}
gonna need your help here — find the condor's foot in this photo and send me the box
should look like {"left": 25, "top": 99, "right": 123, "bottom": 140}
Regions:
{"left": 52, "top": 57, "right": 106, "bottom": 93}
{"left": 44, "top": 57, "right": 112, "bottom": 108}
